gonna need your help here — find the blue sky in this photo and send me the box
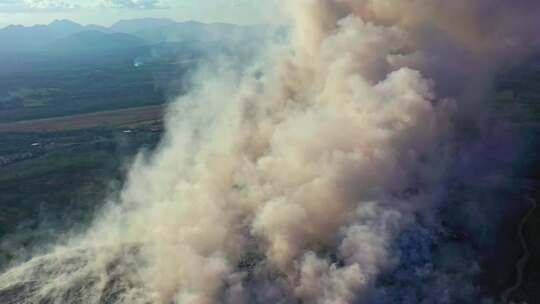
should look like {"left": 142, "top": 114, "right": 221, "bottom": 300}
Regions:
{"left": 0, "top": 0, "right": 279, "bottom": 26}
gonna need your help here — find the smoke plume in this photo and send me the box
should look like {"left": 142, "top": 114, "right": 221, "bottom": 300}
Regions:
{"left": 1, "top": 0, "right": 539, "bottom": 303}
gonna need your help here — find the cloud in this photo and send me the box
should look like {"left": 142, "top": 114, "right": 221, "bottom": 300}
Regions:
{"left": 22, "top": 0, "right": 78, "bottom": 9}
{"left": 0, "top": 0, "right": 168, "bottom": 11}
{"left": 0, "top": 0, "right": 78, "bottom": 11}
{"left": 99, "top": 0, "right": 167, "bottom": 9}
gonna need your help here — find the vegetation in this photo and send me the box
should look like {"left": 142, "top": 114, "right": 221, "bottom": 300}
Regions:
{"left": 0, "top": 124, "right": 162, "bottom": 269}
{"left": 490, "top": 62, "right": 540, "bottom": 302}
{"left": 0, "top": 61, "right": 185, "bottom": 123}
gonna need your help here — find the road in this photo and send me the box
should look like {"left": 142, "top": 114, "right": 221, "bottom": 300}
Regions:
{"left": 501, "top": 197, "right": 537, "bottom": 303}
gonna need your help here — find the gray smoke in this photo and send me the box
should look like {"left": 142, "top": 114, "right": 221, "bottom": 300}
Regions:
{"left": 1, "top": 1, "right": 539, "bottom": 303}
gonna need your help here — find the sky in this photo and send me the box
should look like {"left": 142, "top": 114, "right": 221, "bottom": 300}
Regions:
{"left": 0, "top": 0, "right": 279, "bottom": 26}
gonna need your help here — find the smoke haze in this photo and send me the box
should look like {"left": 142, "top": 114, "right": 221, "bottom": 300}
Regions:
{"left": 1, "top": 0, "right": 540, "bottom": 303}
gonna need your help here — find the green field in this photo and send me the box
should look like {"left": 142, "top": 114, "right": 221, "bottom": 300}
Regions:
{"left": 0, "top": 124, "right": 162, "bottom": 268}
{"left": 0, "top": 61, "right": 188, "bottom": 123}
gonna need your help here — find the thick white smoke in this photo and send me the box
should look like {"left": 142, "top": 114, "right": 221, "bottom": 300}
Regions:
{"left": 1, "top": 0, "right": 539, "bottom": 303}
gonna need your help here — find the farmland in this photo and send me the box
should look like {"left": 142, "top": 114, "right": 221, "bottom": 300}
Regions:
{"left": 0, "top": 120, "right": 164, "bottom": 267}
{"left": 0, "top": 105, "right": 163, "bottom": 133}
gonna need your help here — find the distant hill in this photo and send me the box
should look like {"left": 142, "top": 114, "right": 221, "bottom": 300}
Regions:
{"left": 110, "top": 18, "right": 177, "bottom": 33}
{"left": 45, "top": 30, "right": 147, "bottom": 54}
{"left": 46, "top": 19, "right": 110, "bottom": 34}
{"left": 0, "top": 20, "right": 109, "bottom": 53}
{"left": 47, "top": 19, "right": 85, "bottom": 35}
{"left": 0, "top": 18, "right": 278, "bottom": 75}
{"left": 0, "top": 18, "right": 277, "bottom": 54}
{"left": 0, "top": 25, "right": 69, "bottom": 52}
{"left": 133, "top": 21, "right": 270, "bottom": 44}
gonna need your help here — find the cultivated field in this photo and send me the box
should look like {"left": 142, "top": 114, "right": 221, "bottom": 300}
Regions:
{"left": 0, "top": 105, "right": 164, "bottom": 133}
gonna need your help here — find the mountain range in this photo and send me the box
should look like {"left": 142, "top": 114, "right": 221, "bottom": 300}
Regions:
{"left": 0, "top": 20, "right": 108, "bottom": 52}
{"left": 0, "top": 18, "right": 273, "bottom": 54}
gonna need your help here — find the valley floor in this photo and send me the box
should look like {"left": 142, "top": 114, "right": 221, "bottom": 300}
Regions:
{"left": 0, "top": 105, "right": 163, "bottom": 133}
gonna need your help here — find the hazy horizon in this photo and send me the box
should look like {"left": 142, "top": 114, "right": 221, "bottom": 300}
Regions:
{"left": 0, "top": 16, "right": 272, "bottom": 29}
{"left": 0, "top": 0, "right": 281, "bottom": 27}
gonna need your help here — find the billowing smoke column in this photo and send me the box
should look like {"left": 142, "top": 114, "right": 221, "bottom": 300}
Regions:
{"left": 1, "top": 1, "right": 540, "bottom": 303}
